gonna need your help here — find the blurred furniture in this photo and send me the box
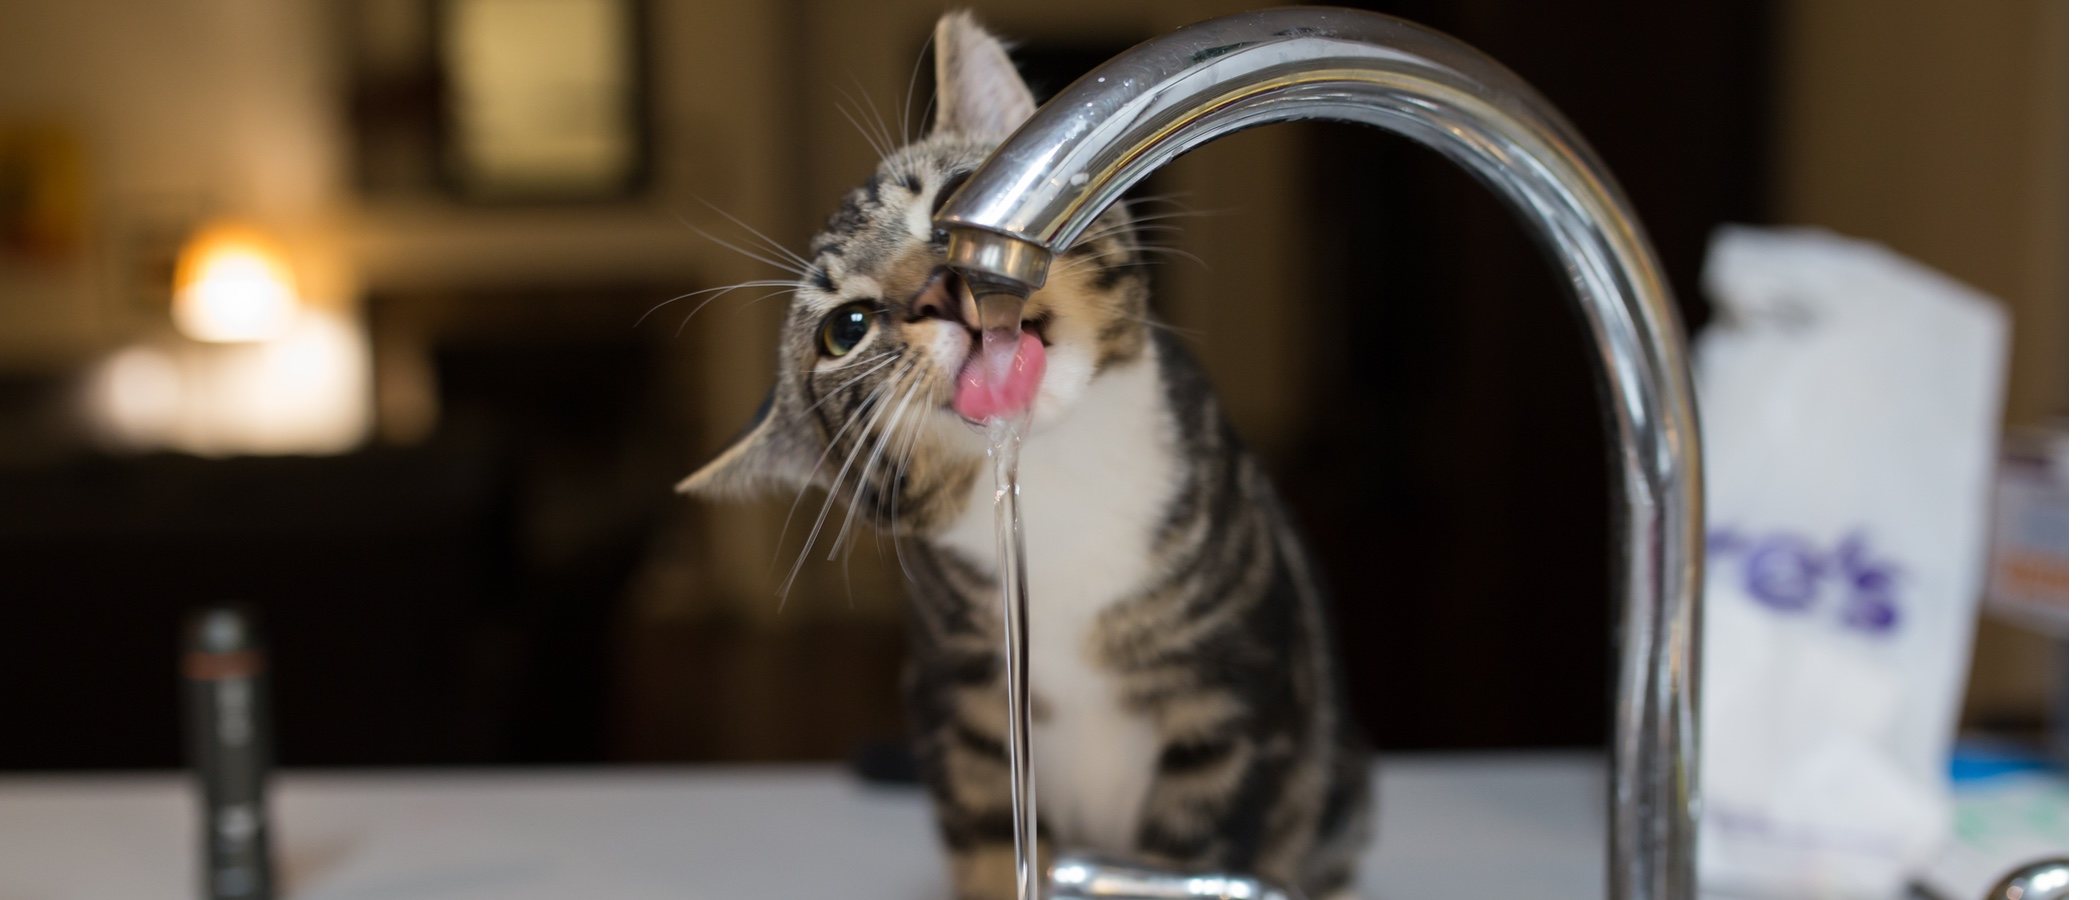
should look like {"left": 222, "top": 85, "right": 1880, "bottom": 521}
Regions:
{"left": 0, "top": 753, "right": 1604, "bottom": 899}
{"left": 0, "top": 448, "right": 517, "bottom": 768}
{"left": 0, "top": 284, "right": 692, "bottom": 769}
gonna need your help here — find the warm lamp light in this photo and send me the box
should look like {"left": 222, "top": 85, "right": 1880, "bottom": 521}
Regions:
{"left": 172, "top": 224, "right": 300, "bottom": 343}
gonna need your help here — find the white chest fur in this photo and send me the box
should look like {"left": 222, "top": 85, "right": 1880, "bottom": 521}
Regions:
{"left": 934, "top": 347, "right": 1176, "bottom": 854}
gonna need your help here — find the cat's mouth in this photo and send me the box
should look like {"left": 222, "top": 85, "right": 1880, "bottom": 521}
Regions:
{"left": 952, "top": 316, "right": 1048, "bottom": 424}
{"left": 974, "top": 313, "right": 1049, "bottom": 347}
{"left": 913, "top": 269, "right": 1053, "bottom": 346}
{"left": 910, "top": 267, "right": 1052, "bottom": 424}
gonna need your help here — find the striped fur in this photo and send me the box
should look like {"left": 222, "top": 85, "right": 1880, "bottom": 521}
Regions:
{"left": 681, "top": 12, "right": 1370, "bottom": 898}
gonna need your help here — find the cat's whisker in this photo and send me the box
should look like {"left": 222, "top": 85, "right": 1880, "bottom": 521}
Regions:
{"left": 1083, "top": 223, "right": 1189, "bottom": 243}
{"left": 834, "top": 99, "right": 893, "bottom": 161}
{"left": 771, "top": 352, "right": 907, "bottom": 567}
{"left": 888, "top": 391, "right": 938, "bottom": 584}
{"left": 1057, "top": 253, "right": 1116, "bottom": 274}
{"left": 830, "top": 362, "right": 922, "bottom": 529}
{"left": 848, "top": 396, "right": 921, "bottom": 566}
{"left": 802, "top": 346, "right": 899, "bottom": 379}
{"left": 1086, "top": 240, "right": 1209, "bottom": 271}
{"left": 1134, "top": 245, "right": 1210, "bottom": 269}
{"left": 1111, "top": 238, "right": 1193, "bottom": 253}
{"left": 785, "top": 368, "right": 902, "bottom": 585}
{"left": 1108, "top": 310, "right": 1202, "bottom": 340}
{"left": 1118, "top": 189, "right": 1198, "bottom": 205}
{"left": 834, "top": 85, "right": 882, "bottom": 157}
{"left": 634, "top": 279, "right": 800, "bottom": 328}
{"left": 780, "top": 364, "right": 914, "bottom": 601}
{"left": 790, "top": 350, "right": 903, "bottom": 415}
{"left": 903, "top": 31, "right": 936, "bottom": 141}
{"left": 1058, "top": 238, "right": 1208, "bottom": 278}
{"left": 1118, "top": 207, "right": 1231, "bottom": 225}
{"left": 789, "top": 354, "right": 906, "bottom": 457}
{"left": 858, "top": 365, "right": 936, "bottom": 563}
{"left": 1116, "top": 194, "right": 1226, "bottom": 217}
{"left": 838, "top": 362, "right": 932, "bottom": 565}
{"left": 830, "top": 367, "right": 926, "bottom": 561}
{"left": 677, "top": 215, "right": 812, "bottom": 278}
{"left": 1094, "top": 219, "right": 1191, "bottom": 233}
{"left": 681, "top": 286, "right": 803, "bottom": 335}
{"left": 719, "top": 286, "right": 806, "bottom": 319}
{"left": 849, "top": 75, "right": 902, "bottom": 156}
{"left": 735, "top": 286, "right": 807, "bottom": 309}
{"left": 780, "top": 416, "right": 894, "bottom": 601}
{"left": 661, "top": 283, "right": 799, "bottom": 334}
{"left": 1074, "top": 218, "right": 1207, "bottom": 249}
{"left": 891, "top": 85, "right": 915, "bottom": 151}
{"left": 691, "top": 198, "right": 817, "bottom": 273}
{"left": 886, "top": 383, "right": 928, "bottom": 518}
{"left": 834, "top": 81, "right": 898, "bottom": 159}
{"left": 1060, "top": 248, "right": 1141, "bottom": 270}
{"left": 677, "top": 215, "right": 810, "bottom": 277}
{"left": 917, "top": 79, "right": 939, "bottom": 139}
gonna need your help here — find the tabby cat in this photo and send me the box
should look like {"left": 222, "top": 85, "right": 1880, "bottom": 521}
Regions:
{"left": 681, "top": 12, "right": 1371, "bottom": 898}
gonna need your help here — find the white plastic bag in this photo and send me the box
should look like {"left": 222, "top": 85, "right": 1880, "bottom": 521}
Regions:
{"left": 1694, "top": 226, "right": 2009, "bottom": 897}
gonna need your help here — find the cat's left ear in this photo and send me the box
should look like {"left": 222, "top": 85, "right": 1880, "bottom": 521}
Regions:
{"left": 676, "top": 388, "right": 811, "bottom": 499}
{"left": 932, "top": 11, "right": 1036, "bottom": 139}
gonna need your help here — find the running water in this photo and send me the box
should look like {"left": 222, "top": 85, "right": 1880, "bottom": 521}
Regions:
{"left": 975, "top": 289, "right": 1039, "bottom": 900}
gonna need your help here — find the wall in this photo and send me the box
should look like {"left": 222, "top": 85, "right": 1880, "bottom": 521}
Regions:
{"left": 0, "top": 0, "right": 350, "bottom": 366}
{"left": 1773, "top": 0, "right": 2066, "bottom": 425}
{"left": 1771, "top": 0, "right": 2067, "bottom": 725}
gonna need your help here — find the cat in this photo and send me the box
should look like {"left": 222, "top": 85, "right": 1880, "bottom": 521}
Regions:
{"left": 680, "top": 12, "right": 1371, "bottom": 899}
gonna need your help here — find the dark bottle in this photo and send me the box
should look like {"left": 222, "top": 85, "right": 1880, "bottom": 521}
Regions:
{"left": 182, "top": 607, "right": 276, "bottom": 900}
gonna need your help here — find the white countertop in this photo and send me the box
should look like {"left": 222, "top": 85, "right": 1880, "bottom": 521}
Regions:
{"left": 0, "top": 752, "right": 1606, "bottom": 899}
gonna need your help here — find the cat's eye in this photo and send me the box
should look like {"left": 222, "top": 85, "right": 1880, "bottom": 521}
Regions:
{"left": 818, "top": 302, "right": 877, "bottom": 358}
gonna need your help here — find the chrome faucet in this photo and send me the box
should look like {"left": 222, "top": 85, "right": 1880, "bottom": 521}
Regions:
{"left": 935, "top": 8, "right": 1704, "bottom": 900}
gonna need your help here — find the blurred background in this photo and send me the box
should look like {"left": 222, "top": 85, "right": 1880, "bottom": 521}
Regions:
{"left": 0, "top": 0, "right": 2064, "bottom": 773}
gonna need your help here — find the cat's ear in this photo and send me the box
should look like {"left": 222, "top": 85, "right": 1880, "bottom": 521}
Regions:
{"left": 676, "top": 388, "right": 810, "bottom": 499}
{"left": 932, "top": 11, "right": 1035, "bottom": 139}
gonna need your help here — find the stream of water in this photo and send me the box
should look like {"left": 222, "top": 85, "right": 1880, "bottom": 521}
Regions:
{"left": 977, "top": 291, "right": 1039, "bottom": 900}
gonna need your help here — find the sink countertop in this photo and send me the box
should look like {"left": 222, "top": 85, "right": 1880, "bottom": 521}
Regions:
{"left": 0, "top": 751, "right": 1606, "bottom": 899}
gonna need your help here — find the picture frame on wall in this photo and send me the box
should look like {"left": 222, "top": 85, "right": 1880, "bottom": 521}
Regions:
{"left": 435, "top": 0, "right": 651, "bottom": 202}
{"left": 347, "top": 0, "right": 652, "bottom": 204}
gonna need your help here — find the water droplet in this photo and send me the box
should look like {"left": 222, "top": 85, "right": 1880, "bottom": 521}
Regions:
{"left": 1096, "top": 76, "right": 1106, "bottom": 83}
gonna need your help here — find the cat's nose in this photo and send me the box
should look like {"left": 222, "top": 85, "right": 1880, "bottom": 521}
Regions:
{"left": 907, "top": 269, "right": 981, "bottom": 330}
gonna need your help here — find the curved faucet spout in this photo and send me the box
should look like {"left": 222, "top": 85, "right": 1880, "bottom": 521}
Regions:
{"left": 938, "top": 8, "right": 1703, "bottom": 900}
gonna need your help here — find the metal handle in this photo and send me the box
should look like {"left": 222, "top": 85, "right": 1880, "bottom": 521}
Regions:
{"left": 1984, "top": 859, "right": 2069, "bottom": 900}
{"left": 937, "top": 8, "right": 1703, "bottom": 898}
{"left": 1049, "top": 855, "right": 1303, "bottom": 900}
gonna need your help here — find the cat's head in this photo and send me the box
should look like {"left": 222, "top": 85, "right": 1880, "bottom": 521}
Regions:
{"left": 679, "top": 11, "right": 1150, "bottom": 535}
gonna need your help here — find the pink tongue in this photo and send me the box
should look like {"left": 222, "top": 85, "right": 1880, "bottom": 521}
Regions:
{"left": 954, "top": 330, "right": 1046, "bottom": 423}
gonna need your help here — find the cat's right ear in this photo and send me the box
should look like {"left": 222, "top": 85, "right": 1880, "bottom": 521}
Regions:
{"left": 932, "top": 11, "right": 1036, "bottom": 139}
{"left": 677, "top": 388, "right": 811, "bottom": 499}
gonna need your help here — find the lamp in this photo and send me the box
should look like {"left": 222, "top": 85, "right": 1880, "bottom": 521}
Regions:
{"left": 171, "top": 223, "right": 299, "bottom": 343}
